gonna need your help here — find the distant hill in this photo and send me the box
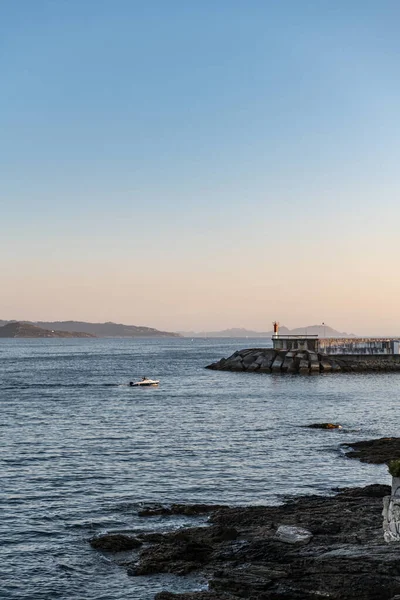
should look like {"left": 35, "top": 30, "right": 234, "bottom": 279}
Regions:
{"left": 285, "top": 324, "right": 355, "bottom": 337}
{"left": 26, "top": 321, "right": 180, "bottom": 338}
{"left": 0, "top": 322, "right": 95, "bottom": 338}
{"left": 180, "top": 324, "right": 356, "bottom": 338}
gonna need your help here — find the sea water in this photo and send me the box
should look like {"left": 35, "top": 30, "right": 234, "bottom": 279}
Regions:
{"left": 1, "top": 337, "right": 398, "bottom": 599}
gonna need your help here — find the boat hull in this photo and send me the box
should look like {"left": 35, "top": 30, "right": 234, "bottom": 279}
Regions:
{"left": 130, "top": 380, "right": 159, "bottom": 387}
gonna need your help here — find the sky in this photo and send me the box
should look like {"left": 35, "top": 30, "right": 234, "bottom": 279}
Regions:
{"left": 1, "top": 1, "right": 400, "bottom": 335}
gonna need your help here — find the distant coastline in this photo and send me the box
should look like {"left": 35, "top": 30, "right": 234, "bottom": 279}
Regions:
{"left": 180, "top": 324, "right": 356, "bottom": 338}
{"left": 0, "top": 320, "right": 181, "bottom": 338}
{"left": 0, "top": 322, "right": 95, "bottom": 339}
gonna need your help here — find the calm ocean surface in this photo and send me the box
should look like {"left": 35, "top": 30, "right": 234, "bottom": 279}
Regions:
{"left": 1, "top": 337, "right": 398, "bottom": 600}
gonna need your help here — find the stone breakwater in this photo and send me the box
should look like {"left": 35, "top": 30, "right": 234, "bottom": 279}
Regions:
{"left": 206, "top": 348, "right": 400, "bottom": 374}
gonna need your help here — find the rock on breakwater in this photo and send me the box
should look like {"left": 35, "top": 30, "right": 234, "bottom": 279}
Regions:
{"left": 206, "top": 348, "right": 400, "bottom": 374}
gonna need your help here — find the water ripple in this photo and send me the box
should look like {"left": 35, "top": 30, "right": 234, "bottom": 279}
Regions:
{"left": 0, "top": 338, "right": 394, "bottom": 599}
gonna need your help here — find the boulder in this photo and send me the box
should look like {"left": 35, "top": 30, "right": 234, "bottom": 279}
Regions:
{"left": 90, "top": 533, "right": 142, "bottom": 552}
{"left": 271, "top": 354, "right": 284, "bottom": 372}
{"left": 258, "top": 355, "right": 274, "bottom": 372}
{"left": 281, "top": 355, "right": 295, "bottom": 372}
{"left": 255, "top": 354, "right": 268, "bottom": 365}
{"left": 298, "top": 358, "right": 309, "bottom": 374}
{"left": 320, "top": 360, "right": 332, "bottom": 371}
{"left": 275, "top": 524, "right": 313, "bottom": 544}
{"left": 227, "top": 357, "right": 244, "bottom": 371}
{"left": 309, "top": 356, "right": 320, "bottom": 372}
{"left": 243, "top": 353, "right": 258, "bottom": 367}
{"left": 246, "top": 361, "right": 260, "bottom": 371}
{"left": 307, "top": 423, "right": 342, "bottom": 430}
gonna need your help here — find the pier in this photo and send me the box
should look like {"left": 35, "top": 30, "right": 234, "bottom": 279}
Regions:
{"left": 206, "top": 323, "right": 400, "bottom": 374}
{"left": 272, "top": 336, "right": 400, "bottom": 355}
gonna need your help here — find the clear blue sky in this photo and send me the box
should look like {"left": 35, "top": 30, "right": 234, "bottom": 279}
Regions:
{"left": 2, "top": 1, "right": 400, "bottom": 333}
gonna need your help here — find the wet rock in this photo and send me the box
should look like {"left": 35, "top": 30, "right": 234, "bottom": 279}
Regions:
{"left": 335, "top": 484, "right": 390, "bottom": 498}
{"left": 155, "top": 594, "right": 225, "bottom": 600}
{"left": 129, "top": 527, "right": 215, "bottom": 576}
{"left": 138, "top": 504, "right": 172, "bottom": 517}
{"left": 138, "top": 503, "right": 224, "bottom": 517}
{"left": 142, "top": 484, "right": 400, "bottom": 599}
{"left": 306, "top": 423, "right": 342, "bottom": 429}
{"left": 271, "top": 354, "right": 284, "bottom": 372}
{"left": 89, "top": 533, "right": 142, "bottom": 551}
{"left": 343, "top": 437, "right": 400, "bottom": 464}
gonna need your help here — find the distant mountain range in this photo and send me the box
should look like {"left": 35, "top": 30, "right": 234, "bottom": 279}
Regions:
{"left": 0, "top": 320, "right": 181, "bottom": 338}
{"left": 0, "top": 320, "right": 355, "bottom": 339}
{"left": 180, "top": 324, "right": 356, "bottom": 338}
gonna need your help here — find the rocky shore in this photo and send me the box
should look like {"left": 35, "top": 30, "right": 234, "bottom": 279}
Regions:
{"left": 343, "top": 437, "right": 400, "bottom": 465}
{"left": 90, "top": 437, "right": 400, "bottom": 600}
{"left": 206, "top": 348, "right": 400, "bottom": 374}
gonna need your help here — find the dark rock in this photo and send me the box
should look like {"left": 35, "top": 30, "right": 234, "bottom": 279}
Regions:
{"left": 247, "top": 361, "right": 261, "bottom": 371}
{"left": 210, "top": 526, "right": 238, "bottom": 542}
{"left": 271, "top": 354, "right": 284, "bottom": 372}
{"left": 206, "top": 348, "right": 400, "bottom": 375}
{"left": 210, "top": 566, "right": 274, "bottom": 595}
{"left": 138, "top": 504, "right": 172, "bottom": 517}
{"left": 138, "top": 503, "right": 224, "bottom": 517}
{"left": 306, "top": 423, "right": 342, "bottom": 429}
{"left": 132, "top": 484, "right": 400, "bottom": 599}
{"left": 130, "top": 527, "right": 215, "bottom": 576}
{"left": 336, "top": 484, "right": 390, "bottom": 498}
{"left": 343, "top": 437, "right": 400, "bottom": 464}
{"left": 155, "top": 594, "right": 226, "bottom": 600}
{"left": 297, "top": 358, "right": 310, "bottom": 374}
{"left": 226, "top": 357, "right": 244, "bottom": 371}
{"left": 173, "top": 504, "right": 225, "bottom": 516}
{"left": 89, "top": 533, "right": 142, "bottom": 552}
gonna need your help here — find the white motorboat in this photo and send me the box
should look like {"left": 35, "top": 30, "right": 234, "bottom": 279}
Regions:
{"left": 129, "top": 378, "right": 159, "bottom": 387}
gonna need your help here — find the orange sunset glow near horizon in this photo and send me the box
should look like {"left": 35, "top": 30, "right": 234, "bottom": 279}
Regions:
{"left": 2, "top": 3, "right": 400, "bottom": 337}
